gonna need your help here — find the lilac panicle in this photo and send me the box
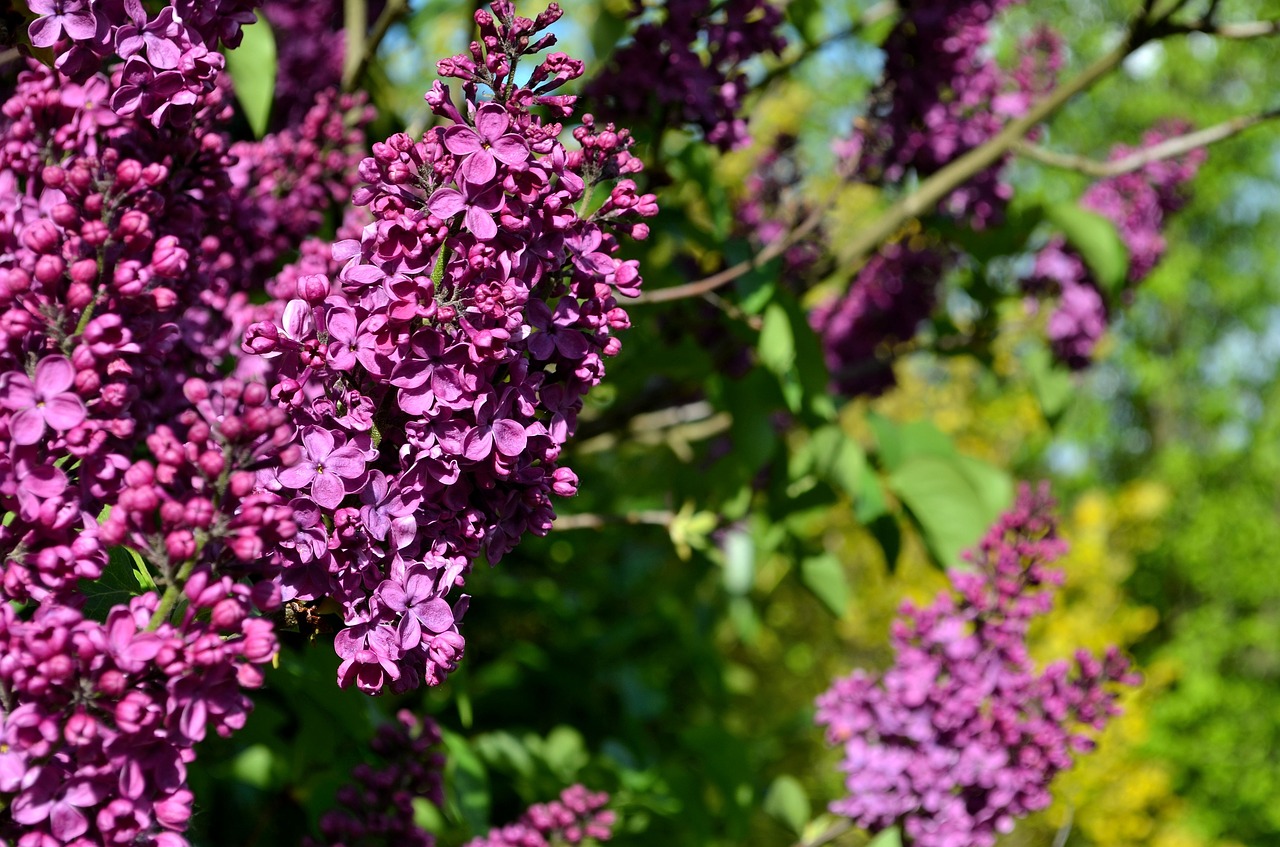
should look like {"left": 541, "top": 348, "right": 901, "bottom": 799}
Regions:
{"left": 1025, "top": 125, "right": 1205, "bottom": 367}
{"left": 815, "top": 484, "right": 1140, "bottom": 847}
{"left": 304, "top": 710, "right": 446, "bottom": 847}
{"left": 466, "top": 784, "right": 616, "bottom": 847}
{"left": 249, "top": 2, "right": 658, "bottom": 695}
{"left": 586, "top": 0, "right": 786, "bottom": 151}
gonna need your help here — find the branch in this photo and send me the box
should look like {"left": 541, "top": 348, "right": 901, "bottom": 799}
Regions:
{"left": 552, "top": 510, "right": 675, "bottom": 531}
{"left": 1157, "top": 18, "right": 1280, "bottom": 39}
{"left": 341, "top": 0, "right": 409, "bottom": 93}
{"left": 634, "top": 204, "right": 827, "bottom": 305}
{"left": 1015, "top": 108, "right": 1280, "bottom": 177}
{"left": 839, "top": 34, "right": 1137, "bottom": 264}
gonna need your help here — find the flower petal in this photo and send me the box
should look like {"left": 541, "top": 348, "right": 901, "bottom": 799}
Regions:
{"left": 491, "top": 419, "right": 528, "bottom": 457}
{"left": 460, "top": 150, "right": 497, "bottom": 186}
{"left": 443, "top": 125, "right": 484, "bottom": 155}
{"left": 34, "top": 355, "right": 75, "bottom": 396}
{"left": 10, "top": 408, "right": 46, "bottom": 445}
{"left": 490, "top": 134, "right": 530, "bottom": 166}
{"left": 43, "top": 394, "right": 86, "bottom": 432}
{"left": 466, "top": 207, "right": 497, "bottom": 241}
{"left": 310, "top": 472, "right": 346, "bottom": 509}
{"left": 418, "top": 598, "right": 455, "bottom": 633}
{"left": 474, "top": 103, "right": 511, "bottom": 141}
{"left": 427, "top": 187, "right": 466, "bottom": 219}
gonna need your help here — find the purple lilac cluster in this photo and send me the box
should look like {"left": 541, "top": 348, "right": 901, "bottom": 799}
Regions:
{"left": 851, "top": 2, "right": 1063, "bottom": 227}
{"left": 305, "top": 710, "right": 446, "bottom": 847}
{"left": 0, "top": 570, "right": 280, "bottom": 845}
{"left": 466, "top": 785, "right": 616, "bottom": 847}
{"left": 25, "top": 0, "right": 261, "bottom": 127}
{"left": 0, "top": 8, "right": 375, "bottom": 839}
{"left": 1028, "top": 126, "right": 1205, "bottom": 367}
{"left": 244, "top": 2, "right": 657, "bottom": 695}
{"left": 734, "top": 133, "right": 823, "bottom": 283}
{"left": 586, "top": 0, "right": 786, "bottom": 150}
{"left": 809, "top": 242, "right": 946, "bottom": 397}
{"left": 815, "top": 485, "right": 1140, "bottom": 847}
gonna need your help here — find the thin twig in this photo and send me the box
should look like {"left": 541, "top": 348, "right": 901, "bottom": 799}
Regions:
{"left": 1015, "top": 108, "right": 1280, "bottom": 177}
{"left": 1158, "top": 18, "right": 1280, "bottom": 38}
{"left": 634, "top": 204, "right": 827, "bottom": 304}
{"left": 552, "top": 510, "right": 675, "bottom": 531}
{"left": 341, "top": 0, "right": 410, "bottom": 92}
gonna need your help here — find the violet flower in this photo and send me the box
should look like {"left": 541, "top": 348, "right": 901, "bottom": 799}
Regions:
{"left": 277, "top": 426, "right": 368, "bottom": 508}
{"left": 1, "top": 355, "right": 87, "bottom": 445}
{"left": 444, "top": 102, "right": 530, "bottom": 186}
{"left": 27, "top": 0, "right": 98, "bottom": 49}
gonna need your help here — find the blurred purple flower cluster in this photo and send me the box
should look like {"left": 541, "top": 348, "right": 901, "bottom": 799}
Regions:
{"left": 1028, "top": 126, "right": 1206, "bottom": 367}
{"left": 587, "top": 0, "right": 786, "bottom": 150}
{"left": 466, "top": 784, "right": 616, "bottom": 847}
{"left": 26, "top": 0, "right": 261, "bottom": 127}
{"left": 816, "top": 484, "right": 1140, "bottom": 847}
{"left": 850, "top": 2, "right": 1062, "bottom": 228}
{"left": 809, "top": 242, "right": 945, "bottom": 397}
{"left": 244, "top": 1, "right": 657, "bottom": 694}
{"left": 306, "top": 710, "right": 446, "bottom": 847}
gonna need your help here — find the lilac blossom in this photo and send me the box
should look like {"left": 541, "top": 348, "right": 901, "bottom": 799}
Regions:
{"left": 27, "top": 0, "right": 98, "bottom": 49}
{"left": 0, "top": 355, "right": 87, "bottom": 445}
{"left": 467, "top": 785, "right": 617, "bottom": 847}
{"left": 816, "top": 485, "right": 1140, "bottom": 847}
{"left": 246, "top": 2, "right": 657, "bottom": 694}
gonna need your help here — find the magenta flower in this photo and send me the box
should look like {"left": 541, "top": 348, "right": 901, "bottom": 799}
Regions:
{"left": 115, "top": 6, "right": 183, "bottom": 70}
{"left": 276, "top": 426, "right": 368, "bottom": 508}
{"left": 109, "top": 57, "right": 187, "bottom": 122}
{"left": 1, "top": 355, "right": 87, "bottom": 445}
{"left": 378, "top": 574, "right": 455, "bottom": 650}
{"left": 27, "top": 0, "right": 98, "bottom": 49}
{"left": 427, "top": 181, "right": 504, "bottom": 241}
{"left": 444, "top": 103, "right": 530, "bottom": 186}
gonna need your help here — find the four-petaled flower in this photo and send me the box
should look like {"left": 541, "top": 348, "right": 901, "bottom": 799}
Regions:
{"left": 378, "top": 574, "right": 456, "bottom": 650}
{"left": 27, "top": 0, "right": 98, "bottom": 49}
{"left": 1, "top": 356, "right": 87, "bottom": 445}
{"left": 277, "top": 426, "right": 368, "bottom": 509}
{"left": 427, "top": 181, "right": 504, "bottom": 241}
{"left": 444, "top": 103, "right": 530, "bottom": 186}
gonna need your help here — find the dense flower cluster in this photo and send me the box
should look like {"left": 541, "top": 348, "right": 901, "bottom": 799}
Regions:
{"left": 809, "top": 241, "right": 946, "bottom": 397}
{"left": 816, "top": 485, "right": 1140, "bottom": 847}
{"left": 245, "top": 1, "right": 657, "bottom": 694}
{"left": 466, "top": 785, "right": 616, "bottom": 847}
{"left": 305, "top": 710, "right": 446, "bottom": 847}
{"left": 587, "top": 0, "right": 786, "bottom": 150}
{"left": 25, "top": 0, "right": 262, "bottom": 127}
{"left": 850, "top": 2, "right": 1062, "bottom": 227}
{"left": 0, "top": 567, "right": 280, "bottom": 845}
{"left": 1027, "top": 127, "right": 1205, "bottom": 366}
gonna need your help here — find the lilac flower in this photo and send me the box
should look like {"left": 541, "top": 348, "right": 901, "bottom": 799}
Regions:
{"left": 115, "top": 6, "right": 183, "bottom": 70}
{"left": 378, "top": 574, "right": 455, "bottom": 650}
{"left": 815, "top": 485, "right": 1139, "bottom": 847}
{"left": 1, "top": 356, "right": 87, "bottom": 445}
{"left": 109, "top": 57, "right": 187, "bottom": 122}
{"left": 27, "top": 0, "right": 99, "bottom": 49}
{"left": 467, "top": 784, "right": 617, "bottom": 847}
{"left": 428, "top": 181, "right": 505, "bottom": 241}
{"left": 277, "top": 426, "right": 368, "bottom": 508}
{"left": 444, "top": 103, "right": 530, "bottom": 186}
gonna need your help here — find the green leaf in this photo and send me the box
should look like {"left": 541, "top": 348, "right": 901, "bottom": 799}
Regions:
{"left": 868, "top": 413, "right": 956, "bottom": 472}
{"left": 1045, "top": 201, "right": 1130, "bottom": 294}
{"left": 805, "top": 425, "right": 867, "bottom": 498}
{"left": 758, "top": 302, "right": 795, "bottom": 375}
{"left": 887, "top": 454, "right": 1012, "bottom": 567}
{"left": 800, "top": 554, "right": 849, "bottom": 617}
{"left": 231, "top": 744, "right": 279, "bottom": 790}
{"left": 442, "top": 730, "right": 490, "bottom": 835}
{"left": 541, "top": 726, "right": 589, "bottom": 779}
{"left": 80, "top": 546, "right": 152, "bottom": 622}
{"left": 224, "top": 12, "right": 277, "bottom": 137}
{"left": 868, "top": 826, "right": 904, "bottom": 847}
{"left": 1025, "top": 344, "right": 1076, "bottom": 421}
{"left": 763, "top": 775, "right": 811, "bottom": 834}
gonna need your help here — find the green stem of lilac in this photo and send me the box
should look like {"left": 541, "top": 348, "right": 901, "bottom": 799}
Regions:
{"left": 147, "top": 559, "right": 196, "bottom": 631}
{"left": 342, "top": 0, "right": 409, "bottom": 92}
